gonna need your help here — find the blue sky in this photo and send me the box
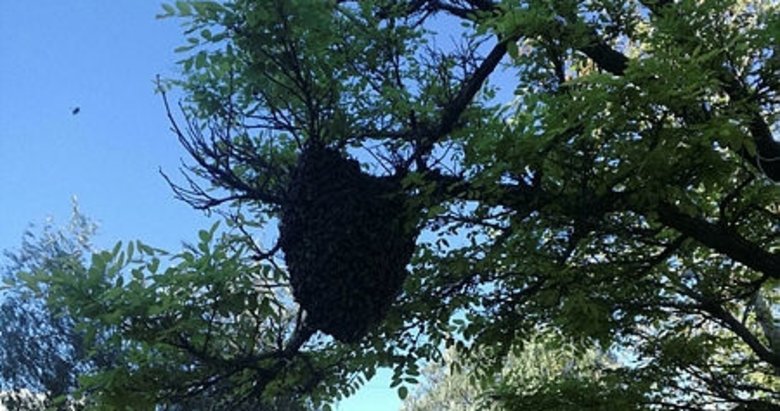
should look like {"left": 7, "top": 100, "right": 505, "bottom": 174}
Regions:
{"left": 0, "top": 2, "right": 400, "bottom": 409}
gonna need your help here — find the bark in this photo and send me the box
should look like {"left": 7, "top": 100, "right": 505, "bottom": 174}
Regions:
{"left": 656, "top": 203, "right": 780, "bottom": 280}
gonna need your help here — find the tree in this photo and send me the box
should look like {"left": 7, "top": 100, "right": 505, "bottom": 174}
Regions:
{"left": 0, "top": 204, "right": 98, "bottom": 410}
{"left": 402, "top": 331, "right": 623, "bottom": 411}
{"left": 25, "top": 0, "right": 780, "bottom": 409}
{"left": 1, "top": 208, "right": 315, "bottom": 411}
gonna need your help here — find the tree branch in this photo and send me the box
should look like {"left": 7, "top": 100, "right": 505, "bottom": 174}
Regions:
{"left": 696, "top": 295, "right": 780, "bottom": 369}
{"left": 159, "top": 83, "right": 284, "bottom": 209}
{"left": 411, "top": 37, "right": 512, "bottom": 169}
{"left": 453, "top": 0, "right": 780, "bottom": 182}
{"left": 657, "top": 203, "right": 780, "bottom": 280}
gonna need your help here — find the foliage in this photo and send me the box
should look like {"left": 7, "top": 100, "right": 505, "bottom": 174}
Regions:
{"left": 16, "top": 220, "right": 328, "bottom": 410}
{"left": 20, "top": 0, "right": 780, "bottom": 409}
{"left": 0, "top": 203, "right": 98, "bottom": 410}
{"left": 402, "top": 331, "right": 623, "bottom": 411}
{"left": 1, "top": 208, "right": 316, "bottom": 410}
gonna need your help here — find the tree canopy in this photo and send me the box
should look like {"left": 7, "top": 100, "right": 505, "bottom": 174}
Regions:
{"left": 10, "top": 0, "right": 780, "bottom": 409}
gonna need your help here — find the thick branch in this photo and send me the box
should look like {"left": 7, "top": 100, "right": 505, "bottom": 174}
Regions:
{"left": 720, "top": 76, "right": 780, "bottom": 181}
{"left": 578, "top": 38, "right": 628, "bottom": 75}
{"left": 428, "top": 1, "right": 477, "bottom": 19}
{"left": 411, "top": 38, "right": 511, "bottom": 170}
{"left": 657, "top": 203, "right": 780, "bottom": 280}
{"left": 437, "top": 39, "right": 508, "bottom": 137}
{"left": 697, "top": 296, "right": 780, "bottom": 369}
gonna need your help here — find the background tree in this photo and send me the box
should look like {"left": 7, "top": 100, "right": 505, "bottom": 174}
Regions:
{"left": 1, "top": 208, "right": 317, "bottom": 410}
{"left": 0, "top": 204, "right": 98, "bottom": 410}
{"left": 402, "top": 331, "right": 624, "bottom": 411}
{"left": 23, "top": 0, "right": 780, "bottom": 409}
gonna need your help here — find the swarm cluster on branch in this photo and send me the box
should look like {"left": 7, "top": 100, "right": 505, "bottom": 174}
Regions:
{"left": 280, "top": 144, "right": 417, "bottom": 342}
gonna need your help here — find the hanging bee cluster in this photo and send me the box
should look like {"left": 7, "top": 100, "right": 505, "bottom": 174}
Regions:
{"left": 279, "top": 145, "right": 416, "bottom": 343}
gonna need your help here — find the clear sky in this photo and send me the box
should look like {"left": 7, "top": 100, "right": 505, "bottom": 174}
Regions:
{"left": 0, "top": 2, "right": 399, "bottom": 410}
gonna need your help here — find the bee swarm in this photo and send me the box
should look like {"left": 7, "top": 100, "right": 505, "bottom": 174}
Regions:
{"left": 280, "top": 146, "right": 415, "bottom": 343}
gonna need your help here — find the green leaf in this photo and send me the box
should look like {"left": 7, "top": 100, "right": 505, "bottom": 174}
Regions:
{"left": 397, "top": 386, "right": 409, "bottom": 400}
{"left": 174, "top": 45, "right": 196, "bottom": 53}
{"left": 111, "top": 241, "right": 122, "bottom": 258}
{"left": 176, "top": 1, "right": 192, "bottom": 16}
{"left": 127, "top": 241, "right": 135, "bottom": 262}
{"left": 198, "top": 227, "right": 211, "bottom": 243}
{"left": 159, "top": 3, "right": 175, "bottom": 18}
{"left": 132, "top": 268, "right": 144, "bottom": 281}
{"left": 137, "top": 241, "right": 154, "bottom": 255}
{"left": 149, "top": 257, "right": 160, "bottom": 273}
